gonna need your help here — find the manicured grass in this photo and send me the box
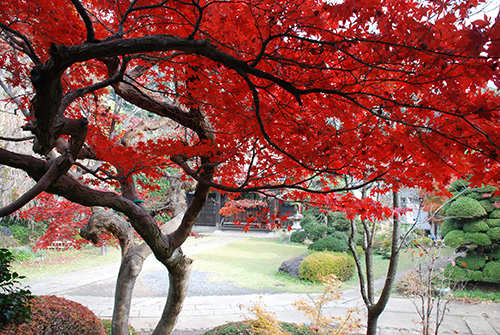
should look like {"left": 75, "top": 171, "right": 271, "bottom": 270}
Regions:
{"left": 12, "top": 246, "right": 122, "bottom": 281}
{"left": 448, "top": 281, "right": 500, "bottom": 302}
{"left": 192, "top": 238, "right": 454, "bottom": 293}
{"left": 191, "top": 237, "right": 321, "bottom": 293}
{"left": 12, "top": 235, "right": 220, "bottom": 282}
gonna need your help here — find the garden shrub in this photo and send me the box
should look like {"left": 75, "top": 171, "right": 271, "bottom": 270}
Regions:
{"left": 290, "top": 230, "right": 307, "bottom": 243}
{"left": 463, "top": 220, "right": 489, "bottom": 233}
{"left": 2, "top": 295, "right": 106, "bottom": 335}
{"left": 203, "top": 321, "right": 314, "bottom": 335}
{"left": 455, "top": 254, "right": 486, "bottom": 270}
{"left": 299, "top": 252, "right": 355, "bottom": 282}
{"left": 464, "top": 232, "right": 491, "bottom": 246}
{"left": 444, "top": 264, "right": 483, "bottom": 282}
{"left": 445, "top": 197, "right": 486, "bottom": 218}
{"left": 0, "top": 248, "right": 34, "bottom": 326}
{"left": 308, "top": 232, "right": 348, "bottom": 252}
{"left": 490, "top": 209, "right": 500, "bottom": 218}
{"left": 483, "top": 261, "right": 500, "bottom": 283}
{"left": 440, "top": 219, "right": 460, "bottom": 237}
{"left": 479, "top": 200, "right": 495, "bottom": 213}
{"left": 303, "top": 224, "right": 328, "bottom": 242}
{"left": 443, "top": 230, "right": 466, "bottom": 247}
{"left": 486, "top": 218, "right": 500, "bottom": 228}
{"left": 487, "top": 227, "right": 500, "bottom": 241}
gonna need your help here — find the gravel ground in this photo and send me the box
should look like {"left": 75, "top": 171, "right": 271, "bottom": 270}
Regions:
{"left": 141, "top": 270, "right": 276, "bottom": 297}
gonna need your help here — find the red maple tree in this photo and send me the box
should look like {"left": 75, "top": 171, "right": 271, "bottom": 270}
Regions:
{"left": 1, "top": 0, "right": 500, "bottom": 334}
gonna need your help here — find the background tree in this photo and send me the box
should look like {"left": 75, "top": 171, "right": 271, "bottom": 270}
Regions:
{"left": 442, "top": 180, "right": 500, "bottom": 283}
{"left": 0, "top": 1, "right": 500, "bottom": 335}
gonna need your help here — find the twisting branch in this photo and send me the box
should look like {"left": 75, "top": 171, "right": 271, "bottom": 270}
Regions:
{"left": 0, "top": 23, "right": 41, "bottom": 65}
{"left": 0, "top": 155, "right": 68, "bottom": 217}
{"left": 69, "top": 0, "right": 96, "bottom": 42}
{"left": 60, "top": 59, "right": 128, "bottom": 111}
{"left": 0, "top": 135, "right": 35, "bottom": 142}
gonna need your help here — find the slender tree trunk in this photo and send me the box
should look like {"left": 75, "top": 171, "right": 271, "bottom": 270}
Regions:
{"left": 152, "top": 248, "right": 193, "bottom": 335}
{"left": 112, "top": 245, "right": 149, "bottom": 335}
{"left": 349, "top": 189, "right": 402, "bottom": 335}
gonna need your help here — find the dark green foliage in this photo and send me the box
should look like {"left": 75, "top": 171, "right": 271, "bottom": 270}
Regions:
{"left": 2, "top": 295, "right": 106, "bottom": 335}
{"left": 303, "top": 224, "right": 328, "bottom": 242}
{"left": 444, "top": 264, "right": 483, "bottom": 282}
{"left": 487, "top": 227, "right": 500, "bottom": 241}
{"left": 465, "top": 192, "right": 484, "bottom": 200}
{"left": 442, "top": 183, "right": 500, "bottom": 284}
{"left": 465, "top": 232, "right": 491, "bottom": 246}
{"left": 308, "top": 232, "right": 349, "bottom": 252}
{"left": 483, "top": 262, "right": 500, "bottom": 283}
{"left": 298, "top": 208, "right": 352, "bottom": 245}
{"left": 203, "top": 321, "right": 315, "bottom": 335}
{"left": 444, "top": 230, "right": 466, "bottom": 247}
{"left": 455, "top": 254, "right": 486, "bottom": 270}
{"left": 445, "top": 197, "right": 486, "bottom": 218}
{"left": 299, "top": 252, "right": 355, "bottom": 282}
{"left": 290, "top": 230, "right": 307, "bottom": 243}
{"left": 489, "top": 209, "right": 500, "bottom": 218}
{"left": 486, "top": 218, "right": 500, "bottom": 228}
{"left": 440, "top": 219, "right": 460, "bottom": 237}
{"left": 479, "top": 200, "right": 495, "bottom": 213}
{"left": 448, "top": 180, "right": 469, "bottom": 193}
{"left": 327, "top": 212, "right": 350, "bottom": 232}
{"left": 0, "top": 216, "right": 47, "bottom": 246}
{"left": 463, "top": 220, "right": 489, "bottom": 233}
{"left": 0, "top": 248, "right": 34, "bottom": 326}
{"left": 489, "top": 248, "right": 500, "bottom": 260}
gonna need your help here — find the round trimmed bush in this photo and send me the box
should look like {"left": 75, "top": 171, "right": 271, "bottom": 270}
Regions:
{"left": 483, "top": 261, "right": 500, "bottom": 282}
{"left": 479, "top": 200, "right": 495, "bottom": 213}
{"left": 463, "top": 220, "right": 489, "bottom": 233}
{"left": 444, "top": 230, "right": 466, "bottom": 247}
{"left": 440, "top": 219, "right": 461, "bottom": 237}
{"left": 465, "top": 192, "right": 483, "bottom": 200}
{"left": 486, "top": 218, "right": 500, "bottom": 228}
{"left": 308, "top": 232, "right": 348, "bottom": 252}
{"left": 290, "top": 230, "right": 307, "bottom": 243}
{"left": 444, "top": 264, "right": 483, "bottom": 282}
{"left": 303, "top": 224, "right": 327, "bottom": 242}
{"left": 446, "top": 197, "right": 486, "bottom": 218}
{"left": 465, "top": 232, "right": 492, "bottom": 246}
{"left": 487, "top": 227, "right": 500, "bottom": 241}
{"left": 2, "top": 295, "right": 106, "bottom": 335}
{"left": 299, "top": 252, "right": 355, "bottom": 283}
{"left": 490, "top": 209, "right": 500, "bottom": 218}
{"left": 455, "top": 254, "right": 486, "bottom": 270}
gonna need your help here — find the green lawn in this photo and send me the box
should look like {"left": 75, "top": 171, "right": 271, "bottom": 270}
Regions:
{"left": 191, "top": 237, "right": 320, "bottom": 293}
{"left": 191, "top": 237, "right": 453, "bottom": 293}
{"left": 12, "top": 235, "right": 221, "bottom": 282}
{"left": 12, "top": 246, "right": 122, "bottom": 282}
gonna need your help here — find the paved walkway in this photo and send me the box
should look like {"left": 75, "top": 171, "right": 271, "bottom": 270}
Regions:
{"left": 24, "top": 230, "right": 500, "bottom": 335}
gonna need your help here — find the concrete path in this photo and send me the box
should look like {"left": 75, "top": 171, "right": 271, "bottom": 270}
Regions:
{"left": 23, "top": 230, "right": 500, "bottom": 335}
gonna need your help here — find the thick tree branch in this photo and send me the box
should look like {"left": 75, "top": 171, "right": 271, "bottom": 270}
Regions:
{"left": 69, "top": 0, "right": 96, "bottom": 42}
